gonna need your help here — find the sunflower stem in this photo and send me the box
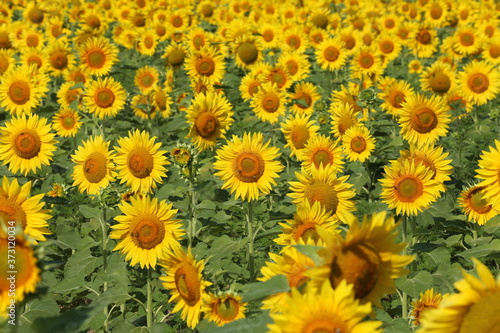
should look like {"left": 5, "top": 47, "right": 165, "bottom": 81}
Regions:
{"left": 188, "top": 162, "right": 197, "bottom": 249}
{"left": 146, "top": 268, "right": 153, "bottom": 328}
{"left": 401, "top": 215, "right": 411, "bottom": 321}
{"left": 246, "top": 200, "right": 256, "bottom": 283}
{"left": 99, "top": 200, "right": 109, "bottom": 331}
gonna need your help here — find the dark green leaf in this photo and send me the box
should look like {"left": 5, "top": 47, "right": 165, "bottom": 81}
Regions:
{"left": 241, "top": 274, "right": 289, "bottom": 302}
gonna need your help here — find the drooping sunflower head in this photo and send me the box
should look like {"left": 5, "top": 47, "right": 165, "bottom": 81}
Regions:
{"left": 233, "top": 34, "right": 263, "bottom": 69}
{"left": 420, "top": 61, "right": 456, "bottom": 95}
{"left": 203, "top": 293, "right": 247, "bottom": 326}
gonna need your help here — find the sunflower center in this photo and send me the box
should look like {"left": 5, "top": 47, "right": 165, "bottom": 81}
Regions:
{"left": 262, "top": 92, "right": 280, "bottom": 113}
{"left": 410, "top": 107, "right": 438, "bottom": 133}
{"left": 62, "top": 116, "right": 76, "bottom": 130}
{"left": 460, "top": 32, "right": 474, "bottom": 46}
{"left": 342, "top": 36, "right": 356, "bottom": 49}
{"left": 0, "top": 31, "right": 11, "bottom": 49}
{"left": 26, "top": 34, "right": 39, "bottom": 47}
{"left": 0, "top": 54, "right": 9, "bottom": 74}
{"left": 312, "top": 149, "right": 333, "bottom": 169}
{"left": 359, "top": 53, "right": 374, "bottom": 69}
{"left": 168, "top": 49, "right": 185, "bottom": 67}
{"left": 195, "top": 112, "right": 218, "bottom": 138}
{"left": 459, "top": 291, "right": 500, "bottom": 333}
{"left": 417, "top": 30, "right": 432, "bottom": 45}
{"left": 131, "top": 216, "right": 165, "bottom": 249}
{"left": 27, "top": 56, "right": 42, "bottom": 69}
{"left": 430, "top": 4, "right": 442, "bottom": 19}
{"left": 304, "top": 181, "right": 339, "bottom": 213}
{"left": 290, "top": 125, "right": 310, "bottom": 149}
{"left": 489, "top": 45, "right": 500, "bottom": 59}
{"left": 389, "top": 91, "right": 405, "bottom": 108}
{"left": 155, "top": 24, "right": 166, "bottom": 37}
{"left": 429, "top": 72, "right": 451, "bottom": 94}
{"left": 286, "top": 35, "right": 301, "bottom": 50}
{"left": 237, "top": 42, "right": 258, "bottom": 64}
{"left": 285, "top": 60, "right": 299, "bottom": 76}
{"left": 215, "top": 297, "right": 240, "bottom": 321}
{"left": 8, "top": 80, "right": 31, "bottom": 105}
{"left": 295, "top": 93, "right": 312, "bottom": 109}
{"left": 394, "top": 176, "right": 423, "bottom": 202}
{"left": 175, "top": 263, "right": 201, "bottom": 306}
{"left": 140, "top": 74, "right": 155, "bottom": 89}
{"left": 248, "top": 81, "right": 260, "bottom": 97}
{"left": 323, "top": 46, "right": 340, "bottom": 62}
{"left": 312, "top": 14, "right": 328, "bottom": 29}
{"left": 381, "top": 40, "right": 394, "bottom": 53}
{"left": 143, "top": 36, "right": 154, "bottom": 49}
{"left": 50, "top": 50, "right": 68, "bottom": 70}
{"left": 0, "top": 240, "right": 34, "bottom": 292}
{"left": 385, "top": 18, "right": 395, "bottom": 29}
{"left": 262, "top": 29, "right": 274, "bottom": 42}
{"left": 233, "top": 152, "right": 265, "bottom": 183}
{"left": 94, "top": 88, "right": 115, "bottom": 108}
{"left": 312, "top": 33, "right": 324, "bottom": 44}
{"left": 485, "top": 26, "right": 495, "bottom": 38}
{"left": 330, "top": 243, "right": 381, "bottom": 299}
{"left": 350, "top": 136, "right": 367, "bottom": 153}
{"left": 0, "top": 200, "right": 27, "bottom": 229}
{"left": 28, "top": 6, "right": 44, "bottom": 23}
{"left": 293, "top": 222, "right": 319, "bottom": 242}
{"left": 201, "top": 4, "right": 214, "bottom": 17}
{"left": 467, "top": 73, "right": 489, "bottom": 93}
{"left": 270, "top": 70, "right": 287, "bottom": 89}
{"left": 83, "top": 152, "right": 108, "bottom": 184}
{"left": 127, "top": 147, "right": 154, "bottom": 179}
{"left": 13, "top": 131, "right": 41, "bottom": 160}
{"left": 303, "top": 316, "right": 349, "bottom": 333}
{"left": 468, "top": 190, "right": 492, "bottom": 214}
{"left": 85, "top": 14, "right": 101, "bottom": 29}
{"left": 87, "top": 50, "right": 106, "bottom": 69}
{"left": 171, "top": 16, "right": 183, "bottom": 28}
{"left": 196, "top": 57, "right": 215, "bottom": 76}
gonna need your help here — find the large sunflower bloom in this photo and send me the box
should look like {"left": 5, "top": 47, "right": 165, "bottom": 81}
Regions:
{"left": 342, "top": 125, "right": 376, "bottom": 163}
{"left": 160, "top": 246, "right": 211, "bottom": 329}
{"left": 0, "top": 114, "right": 57, "bottom": 176}
{"left": 71, "top": 136, "right": 116, "bottom": 195}
{"left": 78, "top": 36, "right": 119, "bottom": 76}
{"left": 298, "top": 134, "right": 344, "bottom": 174}
{"left": 52, "top": 107, "right": 82, "bottom": 138}
{"left": 110, "top": 195, "right": 184, "bottom": 269}
{"left": 114, "top": 130, "right": 169, "bottom": 194}
{"left": 185, "top": 45, "right": 225, "bottom": 85}
{"left": 475, "top": 139, "right": 500, "bottom": 206}
{"left": 457, "top": 60, "right": 500, "bottom": 106}
{"left": 0, "top": 176, "right": 51, "bottom": 242}
{"left": 280, "top": 113, "right": 320, "bottom": 158}
{"left": 213, "top": 132, "right": 284, "bottom": 202}
{"left": 83, "top": 76, "right": 127, "bottom": 119}
{"left": 418, "top": 258, "right": 500, "bottom": 333}
{"left": 250, "top": 82, "right": 288, "bottom": 124}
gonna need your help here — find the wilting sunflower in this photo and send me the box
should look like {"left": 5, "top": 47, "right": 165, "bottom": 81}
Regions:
{"left": 83, "top": 76, "right": 127, "bottom": 118}
{"left": 418, "top": 258, "right": 500, "bottom": 333}
{"left": 0, "top": 114, "right": 57, "bottom": 176}
{"left": 457, "top": 60, "right": 500, "bottom": 106}
{"left": 160, "top": 246, "right": 212, "bottom": 329}
{"left": 213, "top": 132, "right": 284, "bottom": 202}
{"left": 309, "top": 211, "right": 414, "bottom": 307}
{"left": 110, "top": 195, "right": 184, "bottom": 268}
{"left": 412, "top": 289, "right": 446, "bottom": 326}
{"left": 342, "top": 125, "right": 376, "bottom": 163}
{"left": 250, "top": 82, "right": 288, "bottom": 124}
{"left": 298, "top": 134, "right": 344, "bottom": 174}
{"left": 0, "top": 65, "right": 48, "bottom": 116}
{"left": 203, "top": 293, "right": 247, "bottom": 327}
{"left": 475, "top": 140, "right": 500, "bottom": 206}
{"left": 134, "top": 66, "right": 159, "bottom": 94}
{"left": 185, "top": 45, "right": 225, "bottom": 85}
{"left": 268, "top": 279, "right": 382, "bottom": 333}
{"left": 380, "top": 159, "right": 441, "bottom": 216}
{"left": 420, "top": 61, "right": 456, "bottom": 95}
{"left": 330, "top": 102, "right": 360, "bottom": 139}
{"left": 315, "top": 37, "right": 348, "bottom": 72}
{"left": 0, "top": 176, "right": 51, "bottom": 242}
{"left": 71, "top": 136, "right": 116, "bottom": 195}
{"left": 379, "top": 79, "right": 414, "bottom": 117}
{"left": 78, "top": 36, "right": 119, "bottom": 76}
{"left": 275, "top": 201, "right": 339, "bottom": 246}
{"left": 459, "top": 184, "right": 499, "bottom": 226}
{"left": 398, "top": 93, "right": 450, "bottom": 145}
{"left": 280, "top": 113, "right": 319, "bottom": 158}
{"left": 0, "top": 233, "right": 41, "bottom": 316}
{"left": 52, "top": 107, "right": 82, "bottom": 137}
{"left": 186, "top": 91, "right": 234, "bottom": 151}
{"left": 288, "top": 164, "right": 356, "bottom": 221}
{"left": 114, "top": 130, "right": 169, "bottom": 194}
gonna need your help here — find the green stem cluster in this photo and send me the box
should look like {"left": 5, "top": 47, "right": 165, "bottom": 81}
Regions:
{"left": 246, "top": 201, "right": 255, "bottom": 283}
{"left": 187, "top": 162, "right": 197, "bottom": 249}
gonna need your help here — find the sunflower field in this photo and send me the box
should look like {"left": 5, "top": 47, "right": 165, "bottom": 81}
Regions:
{"left": 1, "top": 0, "right": 500, "bottom": 332}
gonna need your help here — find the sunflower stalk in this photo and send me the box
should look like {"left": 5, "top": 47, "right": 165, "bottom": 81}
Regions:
{"left": 98, "top": 197, "right": 110, "bottom": 331}
{"left": 146, "top": 268, "right": 154, "bottom": 328}
{"left": 187, "top": 161, "right": 197, "bottom": 249}
{"left": 400, "top": 214, "right": 413, "bottom": 321}
{"left": 246, "top": 200, "right": 256, "bottom": 283}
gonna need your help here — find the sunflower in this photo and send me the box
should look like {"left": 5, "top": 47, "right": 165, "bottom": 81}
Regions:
{"left": 44, "top": 15, "right": 69, "bottom": 42}
{"left": 131, "top": 93, "right": 158, "bottom": 120}
{"left": 418, "top": 258, "right": 500, "bottom": 333}
{"left": 0, "top": 233, "right": 41, "bottom": 317}
{"left": 111, "top": 195, "right": 184, "bottom": 268}
{"left": 288, "top": 164, "right": 356, "bottom": 221}
{"left": 380, "top": 159, "right": 441, "bottom": 216}
{"left": 213, "top": 132, "right": 284, "bottom": 202}
{"left": 57, "top": 81, "right": 83, "bottom": 110}
{"left": 186, "top": 91, "right": 234, "bottom": 151}
{"left": 0, "top": 114, "right": 57, "bottom": 176}
{"left": 261, "top": 64, "right": 293, "bottom": 91}
{"left": 289, "top": 82, "right": 320, "bottom": 115}
{"left": 13, "top": 27, "right": 45, "bottom": 50}
{"left": 350, "top": 45, "right": 384, "bottom": 81}
{"left": 185, "top": 45, "right": 225, "bottom": 85}
{"left": 275, "top": 201, "right": 339, "bottom": 246}
{"left": 482, "top": 37, "right": 500, "bottom": 65}
{"left": 409, "top": 60, "right": 424, "bottom": 74}
{"left": 458, "top": 184, "right": 499, "bottom": 226}
{"left": 19, "top": 48, "right": 51, "bottom": 74}
{"left": 277, "top": 50, "right": 311, "bottom": 82}
{"left": 330, "top": 102, "right": 360, "bottom": 139}
{"left": 23, "top": 2, "right": 44, "bottom": 25}
{"left": 411, "top": 24, "right": 439, "bottom": 58}
{"left": 233, "top": 34, "right": 263, "bottom": 69}
{"left": 83, "top": 76, "right": 127, "bottom": 119}
{"left": 452, "top": 25, "right": 484, "bottom": 56}
{"left": 78, "top": 36, "right": 119, "bottom": 76}
{"left": 268, "top": 279, "right": 382, "bottom": 333}
{"left": 424, "top": 0, "right": 449, "bottom": 27}
{"left": 280, "top": 113, "right": 320, "bottom": 158}
{"left": 412, "top": 289, "right": 447, "bottom": 326}
{"left": 376, "top": 32, "right": 403, "bottom": 65}
{"left": 52, "top": 107, "right": 82, "bottom": 137}
{"left": 420, "top": 61, "right": 456, "bottom": 95}
{"left": 163, "top": 42, "right": 187, "bottom": 68}
{"left": 46, "top": 39, "right": 76, "bottom": 76}
{"left": 457, "top": 60, "right": 500, "bottom": 106}
{"left": 0, "top": 49, "right": 14, "bottom": 75}
{"left": 71, "top": 136, "right": 116, "bottom": 195}
{"left": 239, "top": 72, "right": 262, "bottom": 102}
{"left": 281, "top": 26, "right": 309, "bottom": 54}
{"left": 330, "top": 84, "right": 364, "bottom": 114}
{"left": 338, "top": 26, "right": 361, "bottom": 55}
{"left": 475, "top": 140, "right": 500, "bottom": 206}
{"left": 379, "top": 79, "right": 415, "bottom": 117}
{"left": 250, "top": 82, "right": 288, "bottom": 124}
{"left": 298, "top": 134, "right": 344, "bottom": 174}
{"left": 114, "top": 130, "right": 169, "bottom": 194}
{"left": 160, "top": 246, "right": 211, "bottom": 329}
{"left": 315, "top": 37, "right": 348, "bottom": 72}
{"left": 152, "top": 85, "right": 173, "bottom": 118}
{"left": 137, "top": 29, "right": 158, "bottom": 56}
{"left": 398, "top": 93, "right": 450, "bottom": 146}
{"left": 342, "top": 125, "right": 376, "bottom": 163}
{"left": 64, "top": 66, "right": 91, "bottom": 85}
{"left": 134, "top": 66, "right": 159, "bottom": 94}
{"left": 309, "top": 211, "right": 415, "bottom": 307}
{"left": 203, "top": 293, "right": 247, "bottom": 327}
{"left": 0, "top": 176, "right": 51, "bottom": 242}
{"left": 0, "top": 65, "right": 48, "bottom": 116}
{"left": 258, "top": 23, "right": 280, "bottom": 49}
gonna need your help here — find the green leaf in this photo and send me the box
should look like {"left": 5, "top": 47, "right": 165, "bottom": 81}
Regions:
{"left": 18, "top": 297, "right": 60, "bottom": 331}
{"left": 293, "top": 244, "right": 325, "bottom": 266}
{"left": 457, "top": 239, "right": 500, "bottom": 260}
{"left": 381, "top": 318, "right": 412, "bottom": 333}
{"left": 424, "top": 247, "right": 451, "bottom": 269}
{"left": 207, "top": 235, "right": 249, "bottom": 262}
{"left": 130, "top": 327, "right": 151, "bottom": 333}
{"left": 79, "top": 205, "right": 102, "bottom": 220}
{"left": 397, "top": 271, "right": 433, "bottom": 298}
{"left": 201, "top": 314, "right": 273, "bottom": 333}
{"left": 241, "top": 274, "right": 289, "bottom": 302}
